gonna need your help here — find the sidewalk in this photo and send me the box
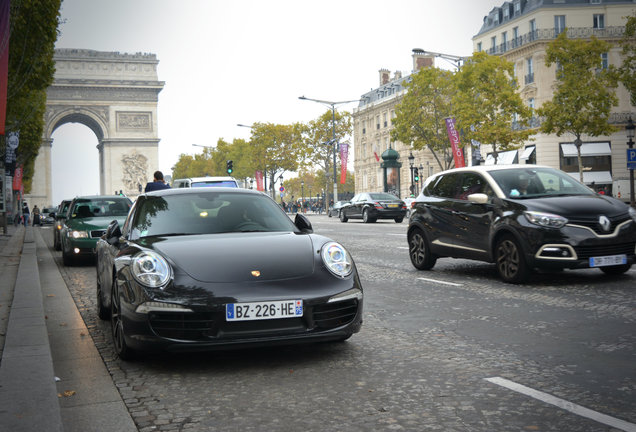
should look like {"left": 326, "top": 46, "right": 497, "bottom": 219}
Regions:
{"left": 0, "top": 224, "right": 136, "bottom": 432}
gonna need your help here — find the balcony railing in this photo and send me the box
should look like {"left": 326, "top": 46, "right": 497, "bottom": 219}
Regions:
{"left": 486, "top": 26, "right": 625, "bottom": 56}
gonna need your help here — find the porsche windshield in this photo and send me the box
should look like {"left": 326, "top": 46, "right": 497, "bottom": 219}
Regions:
{"left": 132, "top": 192, "right": 297, "bottom": 237}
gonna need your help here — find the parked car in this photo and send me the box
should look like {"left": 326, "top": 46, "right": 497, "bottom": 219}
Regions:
{"left": 328, "top": 200, "right": 349, "bottom": 217}
{"left": 96, "top": 187, "right": 363, "bottom": 359}
{"left": 60, "top": 195, "right": 132, "bottom": 265}
{"left": 53, "top": 199, "right": 73, "bottom": 251}
{"left": 171, "top": 176, "right": 239, "bottom": 188}
{"left": 407, "top": 164, "right": 636, "bottom": 283}
{"left": 41, "top": 207, "right": 57, "bottom": 225}
{"left": 339, "top": 192, "right": 407, "bottom": 223}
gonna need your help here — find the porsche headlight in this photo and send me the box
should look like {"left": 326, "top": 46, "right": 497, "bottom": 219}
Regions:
{"left": 131, "top": 250, "right": 171, "bottom": 288}
{"left": 321, "top": 242, "right": 353, "bottom": 278}
{"left": 524, "top": 211, "right": 568, "bottom": 228}
{"left": 68, "top": 230, "right": 88, "bottom": 238}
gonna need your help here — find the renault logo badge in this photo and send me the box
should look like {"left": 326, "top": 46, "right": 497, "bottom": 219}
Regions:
{"left": 598, "top": 216, "right": 611, "bottom": 232}
{"left": 251, "top": 270, "right": 261, "bottom": 277}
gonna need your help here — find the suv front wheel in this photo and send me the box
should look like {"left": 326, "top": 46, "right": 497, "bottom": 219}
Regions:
{"left": 495, "top": 234, "right": 529, "bottom": 283}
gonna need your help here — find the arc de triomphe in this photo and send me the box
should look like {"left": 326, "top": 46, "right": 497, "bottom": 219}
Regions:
{"left": 27, "top": 48, "right": 164, "bottom": 208}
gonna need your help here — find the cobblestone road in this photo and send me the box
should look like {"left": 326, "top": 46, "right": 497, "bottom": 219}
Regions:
{"left": 44, "top": 219, "right": 636, "bottom": 432}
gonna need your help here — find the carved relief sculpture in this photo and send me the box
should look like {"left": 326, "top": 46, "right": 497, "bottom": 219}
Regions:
{"left": 121, "top": 152, "right": 148, "bottom": 193}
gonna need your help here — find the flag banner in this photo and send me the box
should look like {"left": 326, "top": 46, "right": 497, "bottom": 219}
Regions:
{"left": 255, "top": 170, "right": 264, "bottom": 191}
{"left": 12, "top": 164, "right": 22, "bottom": 191}
{"left": 5, "top": 130, "right": 17, "bottom": 172}
{"left": 0, "top": 0, "right": 10, "bottom": 135}
{"left": 445, "top": 117, "right": 466, "bottom": 168}
{"left": 340, "top": 142, "right": 348, "bottom": 184}
{"left": 374, "top": 151, "right": 380, "bottom": 162}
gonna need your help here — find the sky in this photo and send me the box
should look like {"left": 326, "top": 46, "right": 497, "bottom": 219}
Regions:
{"left": 50, "top": 0, "right": 503, "bottom": 204}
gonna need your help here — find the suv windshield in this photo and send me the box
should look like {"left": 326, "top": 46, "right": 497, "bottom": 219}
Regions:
{"left": 488, "top": 168, "right": 594, "bottom": 199}
{"left": 132, "top": 192, "right": 297, "bottom": 238}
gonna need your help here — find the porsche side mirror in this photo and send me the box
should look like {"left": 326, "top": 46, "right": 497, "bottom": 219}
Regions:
{"left": 105, "top": 220, "right": 122, "bottom": 245}
{"left": 294, "top": 213, "right": 313, "bottom": 234}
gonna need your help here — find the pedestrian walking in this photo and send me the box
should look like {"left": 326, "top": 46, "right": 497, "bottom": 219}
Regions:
{"left": 144, "top": 170, "right": 171, "bottom": 192}
{"left": 32, "top": 205, "right": 42, "bottom": 226}
{"left": 22, "top": 202, "right": 30, "bottom": 226}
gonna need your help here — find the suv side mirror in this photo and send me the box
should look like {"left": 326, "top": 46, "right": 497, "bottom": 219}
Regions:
{"left": 294, "top": 214, "right": 313, "bottom": 234}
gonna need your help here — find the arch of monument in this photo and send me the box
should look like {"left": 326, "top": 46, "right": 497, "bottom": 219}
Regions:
{"left": 27, "top": 48, "right": 164, "bottom": 208}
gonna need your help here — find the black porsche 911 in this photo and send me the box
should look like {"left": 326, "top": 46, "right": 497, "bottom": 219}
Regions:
{"left": 96, "top": 187, "right": 363, "bottom": 359}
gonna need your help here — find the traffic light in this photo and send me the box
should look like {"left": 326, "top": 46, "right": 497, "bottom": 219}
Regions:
{"left": 226, "top": 160, "right": 233, "bottom": 175}
{"left": 414, "top": 168, "right": 420, "bottom": 182}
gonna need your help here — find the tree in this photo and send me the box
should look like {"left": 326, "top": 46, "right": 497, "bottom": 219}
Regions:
{"left": 453, "top": 51, "right": 534, "bottom": 164}
{"left": 618, "top": 13, "right": 636, "bottom": 106}
{"left": 536, "top": 32, "right": 618, "bottom": 182}
{"left": 3, "top": 0, "right": 62, "bottom": 192}
{"left": 391, "top": 67, "right": 456, "bottom": 170}
{"left": 249, "top": 122, "right": 304, "bottom": 197}
{"left": 301, "top": 109, "right": 352, "bottom": 208}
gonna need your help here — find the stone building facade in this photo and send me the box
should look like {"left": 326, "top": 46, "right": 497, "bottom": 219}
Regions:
{"left": 472, "top": 0, "right": 635, "bottom": 197}
{"left": 352, "top": 0, "right": 635, "bottom": 199}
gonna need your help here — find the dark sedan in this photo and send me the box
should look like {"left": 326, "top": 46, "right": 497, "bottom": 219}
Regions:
{"left": 339, "top": 192, "right": 407, "bottom": 223}
{"left": 408, "top": 165, "right": 636, "bottom": 283}
{"left": 53, "top": 199, "right": 72, "bottom": 251}
{"left": 327, "top": 200, "right": 349, "bottom": 217}
{"left": 96, "top": 188, "right": 363, "bottom": 359}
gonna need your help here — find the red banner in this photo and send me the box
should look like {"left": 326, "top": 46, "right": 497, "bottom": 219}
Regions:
{"left": 0, "top": 0, "right": 10, "bottom": 135}
{"left": 254, "top": 170, "right": 264, "bottom": 191}
{"left": 339, "top": 142, "right": 348, "bottom": 184}
{"left": 12, "top": 165, "right": 22, "bottom": 191}
{"left": 445, "top": 117, "right": 465, "bottom": 168}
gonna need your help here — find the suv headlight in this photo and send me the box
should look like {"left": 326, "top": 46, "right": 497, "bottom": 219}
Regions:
{"left": 524, "top": 211, "right": 568, "bottom": 228}
{"left": 321, "top": 242, "right": 353, "bottom": 278}
{"left": 131, "top": 250, "right": 171, "bottom": 288}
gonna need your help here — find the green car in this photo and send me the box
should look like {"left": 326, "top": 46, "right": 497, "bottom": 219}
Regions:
{"left": 60, "top": 195, "right": 132, "bottom": 265}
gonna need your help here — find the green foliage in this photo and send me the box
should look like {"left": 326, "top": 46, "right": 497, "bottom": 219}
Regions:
{"left": 453, "top": 51, "right": 534, "bottom": 163}
{"left": 619, "top": 13, "right": 636, "bottom": 106}
{"left": 536, "top": 32, "right": 618, "bottom": 180}
{"left": 390, "top": 67, "right": 456, "bottom": 170}
{"left": 5, "top": 0, "right": 62, "bottom": 192}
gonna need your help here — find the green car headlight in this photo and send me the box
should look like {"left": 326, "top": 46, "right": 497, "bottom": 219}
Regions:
{"left": 69, "top": 230, "right": 89, "bottom": 238}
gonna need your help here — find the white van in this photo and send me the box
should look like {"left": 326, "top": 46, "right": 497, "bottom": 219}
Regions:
{"left": 171, "top": 176, "right": 240, "bottom": 188}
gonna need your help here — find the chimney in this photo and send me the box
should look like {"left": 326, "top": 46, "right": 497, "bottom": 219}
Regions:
{"left": 394, "top": 70, "right": 402, "bottom": 80}
{"left": 379, "top": 68, "right": 390, "bottom": 86}
{"left": 412, "top": 48, "right": 434, "bottom": 72}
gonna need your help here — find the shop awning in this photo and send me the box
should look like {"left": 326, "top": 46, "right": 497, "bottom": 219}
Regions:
{"left": 520, "top": 146, "right": 535, "bottom": 160}
{"left": 560, "top": 142, "right": 611, "bottom": 158}
{"left": 485, "top": 149, "right": 518, "bottom": 165}
{"left": 567, "top": 171, "right": 613, "bottom": 184}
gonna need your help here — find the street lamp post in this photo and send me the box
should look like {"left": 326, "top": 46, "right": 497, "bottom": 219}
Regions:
{"left": 419, "top": 164, "right": 424, "bottom": 195}
{"left": 408, "top": 152, "right": 415, "bottom": 196}
{"left": 298, "top": 96, "right": 359, "bottom": 206}
{"left": 626, "top": 117, "right": 635, "bottom": 208}
{"left": 301, "top": 180, "right": 305, "bottom": 213}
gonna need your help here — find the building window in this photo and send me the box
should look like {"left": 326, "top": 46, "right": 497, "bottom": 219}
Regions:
{"left": 376, "top": 116, "right": 380, "bottom": 130}
{"left": 554, "top": 15, "right": 566, "bottom": 36}
{"left": 362, "top": 120, "right": 366, "bottom": 135}
{"left": 525, "top": 58, "right": 534, "bottom": 84}
{"left": 502, "top": 31, "right": 508, "bottom": 52}
{"left": 590, "top": 0, "right": 601, "bottom": 4}
{"left": 601, "top": 52, "right": 608, "bottom": 69}
{"left": 514, "top": 0, "right": 521, "bottom": 15}
{"left": 477, "top": 42, "right": 482, "bottom": 52}
{"left": 528, "top": 98, "right": 535, "bottom": 109}
{"left": 491, "top": 36, "right": 497, "bottom": 52}
{"left": 529, "top": 19, "right": 537, "bottom": 40}
{"left": 390, "top": 110, "right": 395, "bottom": 125}
{"left": 383, "top": 112, "right": 388, "bottom": 128}
{"left": 593, "top": 14, "right": 605, "bottom": 29}
{"left": 512, "top": 27, "right": 519, "bottom": 47}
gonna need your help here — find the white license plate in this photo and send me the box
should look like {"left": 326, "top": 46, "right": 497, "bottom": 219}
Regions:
{"left": 226, "top": 300, "right": 303, "bottom": 322}
{"left": 589, "top": 254, "right": 627, "bottom": 267}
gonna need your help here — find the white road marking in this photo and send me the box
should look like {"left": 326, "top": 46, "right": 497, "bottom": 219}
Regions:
{"left": 417, "top": 277, "right": 463, "bottom": 287}
{"left": 397, "top": 246, "right": 409, "bottom": 250}
{"left": 485, "top": 377, "right": 636, "bottom": 432}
